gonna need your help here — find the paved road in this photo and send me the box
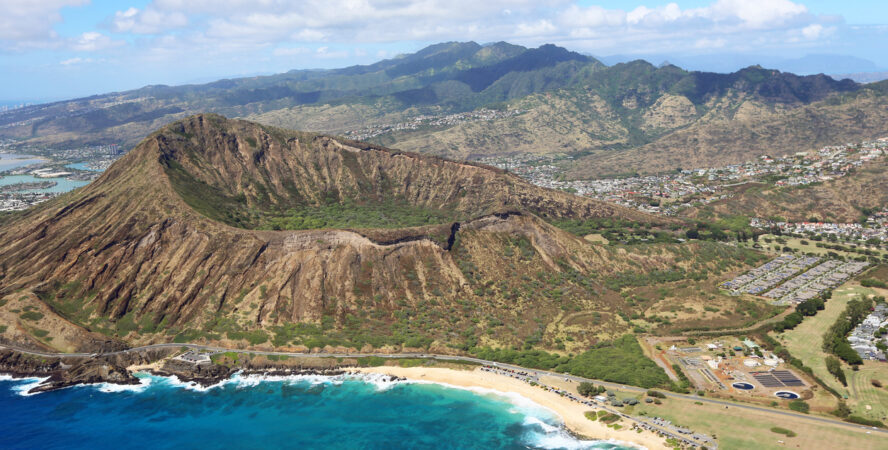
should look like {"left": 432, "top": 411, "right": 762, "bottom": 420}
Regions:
{"left": 3, "top": 342, "right": 886, "bottom": 437}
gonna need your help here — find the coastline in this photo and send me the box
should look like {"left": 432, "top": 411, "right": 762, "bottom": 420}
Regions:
{"left": 354, "top": 366, "right": 668, "bottom": 450}
{"left": 2, "top": 348, "right": 668, "bottom": 449}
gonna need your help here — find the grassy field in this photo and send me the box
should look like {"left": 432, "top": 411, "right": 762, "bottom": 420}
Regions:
{"left": 846, "top": 362, "right": 888, "bottom": 423}
{"left": 773, "top": 281, "right": 886, "bottom": 417}
{"left": 638, "top": 395, "right": 886, "bottom": 450}
{"left": 752, "top": 234, "right": 888, "bottom": 260}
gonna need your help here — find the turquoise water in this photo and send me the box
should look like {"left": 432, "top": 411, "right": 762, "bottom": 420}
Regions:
{"left": 0, "top": 174, "right": 89, "bottom": 193}
{"left": 65, "top": 162, "right": 103, "bottom": 172}
{"left": 0, "top": 373, "right": 633, "bottom": 450}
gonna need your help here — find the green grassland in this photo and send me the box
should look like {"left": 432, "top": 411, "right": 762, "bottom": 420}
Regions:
{"left": 473, "top": 335, "right": 672, "bottom": 389}
{"left": 773, "top": 281, "right": 888, "bottom": 419}
{"left": 257, "top": 200, "right": 463, "bottom": 230}
{"left": 847, "top": 362, "right": 888, "bottom": 423}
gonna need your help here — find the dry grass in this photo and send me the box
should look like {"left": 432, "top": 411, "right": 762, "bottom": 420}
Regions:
{"left": 641, "top": 395, "right": 886, "bottom": 450}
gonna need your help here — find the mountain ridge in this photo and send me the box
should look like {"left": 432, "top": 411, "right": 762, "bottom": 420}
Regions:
{"left": 2, "top": 41, "right": 882, "bottom": 178}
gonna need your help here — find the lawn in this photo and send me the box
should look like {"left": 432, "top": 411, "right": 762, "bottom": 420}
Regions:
{"left": 773, "top": 282, "right": 881, "bottom": 415}
{"left": 639, "top": 395, "right": 886, "bottom": 450}
{"left": 846, "top": 362, "right": 888, "bottom": 423}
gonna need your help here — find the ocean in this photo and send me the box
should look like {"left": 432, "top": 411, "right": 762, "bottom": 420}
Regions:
{"left": 0, "top": 373, "right": 634, "bottom": 450}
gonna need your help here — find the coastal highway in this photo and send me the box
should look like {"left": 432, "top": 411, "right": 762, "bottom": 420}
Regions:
{"left": 3, "top": 342, "right": 886, "bottom": 437}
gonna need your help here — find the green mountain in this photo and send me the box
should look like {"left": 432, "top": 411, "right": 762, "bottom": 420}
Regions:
{"left": 2, "top": 42, "right": 885, "bottom": 177}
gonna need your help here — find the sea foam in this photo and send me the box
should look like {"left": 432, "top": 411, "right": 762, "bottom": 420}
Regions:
{"left": 9, "top": 377, "right": 50, "bottom": 397}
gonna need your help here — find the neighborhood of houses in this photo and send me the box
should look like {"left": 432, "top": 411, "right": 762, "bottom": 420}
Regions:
{"left": 343, "top": 108, "right": 526, "bottom": 142}
{"left": 750, "top": 217, "right": 888, "bottom": 243}
{"left": 721, "top": 254, "right": 869, "bottom": 305}
{"left": 478, "top": 137, "right": 888, "bottom": 224}
{"left": 848, "top": 302, "right": 888, "bottom": 362}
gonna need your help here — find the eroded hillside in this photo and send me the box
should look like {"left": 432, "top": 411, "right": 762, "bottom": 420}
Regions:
{"left": 0, "top": 115, "right": 767, "bottom": 355}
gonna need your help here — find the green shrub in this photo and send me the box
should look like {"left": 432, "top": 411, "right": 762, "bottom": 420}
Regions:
{"left": 788, "top": 400, "right": 809, "bottom": 414}
{"left": 32, "top": 329, "right": 50, "bottom": 338}
{"left": 20, "top": 311, "right": 44, "bottom": 321}
{"left": 847, "top": 416, "right": 886, "bottom": 428}
{"left": 860, "top": 278, "right": 887, "bottom": 288}
{"left": 770, "top": 427, "right": 796, "bottom": 437}
{"left": 825, "top": 356, "right": 847, "bottom": 386}
{"left": 823, "top": 296, "right": 873, "bottom": 365}
{"left": 357, "top": 356, "right": 386, "bottom": 367}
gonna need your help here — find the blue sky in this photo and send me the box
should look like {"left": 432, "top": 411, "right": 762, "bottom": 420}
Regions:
{"left": 1, "top": 0, "right": 886, "bottom": 103}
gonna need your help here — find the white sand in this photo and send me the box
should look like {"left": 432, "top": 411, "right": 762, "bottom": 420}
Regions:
{"left": 356, "top": 366, "right": 669, "bottom": 450}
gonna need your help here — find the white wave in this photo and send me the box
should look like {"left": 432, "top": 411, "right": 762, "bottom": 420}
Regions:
{"left": 10, "top": 377, "right": 50, "bottom": 397}
{"left": 523, "top": 415, "right": 561, "bottom": 433}
{"left": 523, "top": 416, "right": 642, "bottom": 450}
{"left": 151, "top": 373, "right": 237, "bottom": 392}
{"left": 351, "top": 372, "right": 407, "bottom": 391}
{"left": 405, "top": 379, "right": 559, "bottom": 421}
{"left": 94, "top": 376, "right": 153, "bottom": 393}
{"left": 133, "top": 371, "right": 356, "bottom": 393}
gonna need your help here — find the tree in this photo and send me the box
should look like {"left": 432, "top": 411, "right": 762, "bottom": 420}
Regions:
{"left": 832, "top": 401, "right": 851, "bottom": 418}
{"left": 578, "top": 382, "right": 597, "bottom": 397}
{"left": 788, "top": 400, "right": 810, "bottom": 414}
{"left": 825, "top": 356, "right": 847, "bottom": 386}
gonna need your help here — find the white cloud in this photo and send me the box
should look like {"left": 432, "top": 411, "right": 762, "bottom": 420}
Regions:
{"left": 515, "top": 20, "right": 558, "bottom": 37}
{"left": 315, "top": 46, "right": 350, "bottom": 59}
{"left": 111, "top": 6, "right": 188, "bottom": 34}
{"left": 802, "top": 23, "right": 824, "bottom": 39}
{"left": 291, "top": 29, "right": 326, "bottom": 42}
{"left": 71, "top": 32, "right": 122, "bottom": 52}
{"left": 272, "top": 46, "right": 310, "bottom": 56}
{"left": 60, "top": 57, "right": 93, "bottom": 65}
{"left": 61, "top": 0, "right": 839, "bottom": 71}
{"left": 694, "top": 37, "right": 726, "bottom": 49}
{"left": 558, "top": 5, "right": 625, "bottom": 28}
{"left": 0, "top": 0, "right": 87, "bottom": 47}
{"left": 703, "top": 0, "right": 808, "bottom": 28}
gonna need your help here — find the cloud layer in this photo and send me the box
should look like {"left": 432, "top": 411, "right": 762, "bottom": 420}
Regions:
{"left": 0, "top": 0, "right": 840, "bottom": 57}
{"left": 0, "top": 1, "right": 883, "bottom": 101}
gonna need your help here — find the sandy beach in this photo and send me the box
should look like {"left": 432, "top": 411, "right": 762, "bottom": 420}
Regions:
{"left": 356, "top": 366, "right": 669, "bottom": 450}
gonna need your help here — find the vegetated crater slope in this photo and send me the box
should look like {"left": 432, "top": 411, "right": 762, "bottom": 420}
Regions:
{"left": 0, "top": 114, "right": 758, "bottom": 354}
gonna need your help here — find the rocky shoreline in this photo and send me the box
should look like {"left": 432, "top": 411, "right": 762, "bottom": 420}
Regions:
{"left": 0, "top": 348, "right": 172, "bottom": 393}
{"left": 0, "top": 348, "right": 403, "bottom": 394}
